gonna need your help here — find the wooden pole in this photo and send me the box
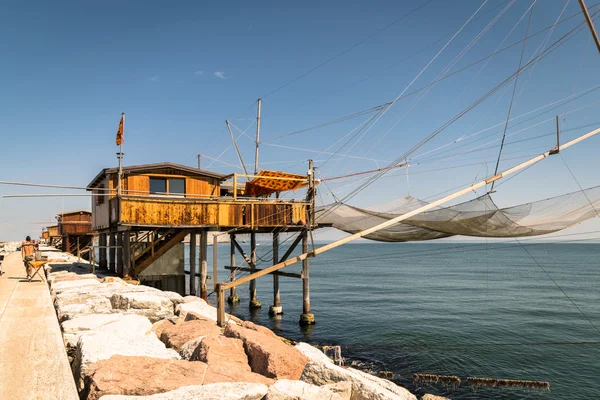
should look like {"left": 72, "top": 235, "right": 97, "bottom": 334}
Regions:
{"left": 77, "top": 237, "right": 81, "bottom": 262}
{"left": 116, "top": 232, "right": 123, "bottom": 276}
{"left": 299, "top": 230, "right": 314, "bottom": 325}
{"left": 99, "top": 233, "right": 107, "bottom": 269}
{"left": 200, "top": 230, "right": 208, "bottom": 300}
{"left": 228, "top": 233, "right": 239, "bottom": 303}
{"left": 123, "top": 230, "right": 131, "bottom": 278}
{"left": 197, "top": 154, "right": 201, "bottom": 169}
{"left": 109, "top": 232, "right": 116, "bottom": 271}
{"left": 216, "top": 283, "right": 225, "bottom": 327}
{"left": 233, "top": 174, "right": 237, "bottom": 200}
{"left": 249, "top": 231, "right": 261, "bottom": 308}
{"left": 189, "top": 232, "right": 197, "bottom": 296}
{"left": 220, "top": 127, "right": 600, "bottom": 291}
{"left": 227, "top": 120, "right": 249, "bottom": 177}
{"left": 213, "top": 234, "right": 218, "bottom": 291}
{"left": 578, "top": 0, "right": 600, "bottom": 54}
{"left": 254, "top": 99, "right": 262, "bottom": 175}
{"left": 269, "top": 230, "right": 282, "bottom": 315}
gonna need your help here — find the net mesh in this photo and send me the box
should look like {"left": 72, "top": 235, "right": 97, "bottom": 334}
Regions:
{"left": 316, "top": 186, "right": 600, "bottom": 241}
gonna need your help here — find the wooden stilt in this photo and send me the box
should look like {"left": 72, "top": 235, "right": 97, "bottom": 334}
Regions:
{"left": 228, "top": 234, "right": 239, "bottom": 303}
{"left": 217, "top": 283, "right": 225, "bottom": 327}
{"left": 99, "top": 233, "right": 107, "bottom": 269}
{"left": 189, "top": 232, "right": 197, "bottom": 296}
{"left": 108, "top": 232, "right": 116, "bottom": 271}
{"left": 200, "top": 230, "right": 208, "bottom": 300}
{"left": 123, "top": 230, "right": 131, "bottom": 278}
{"left": 299, "top": 230, "right": 314, "bottom": 325}
{"left": 269, "top": 230, "right": 282, "bottom": 315}
{"left": 116, "top": 232, "right": 123, "bottom": 276}
{"left": 213, "top": 234, "right": 218, "bottom": 291}
{"left": 249, "top": 230, "right": 261, "bottom": 308}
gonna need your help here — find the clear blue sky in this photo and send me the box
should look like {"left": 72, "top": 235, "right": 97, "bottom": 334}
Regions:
{"left": 1, "top": 0, "right": 600, "bottom": 241}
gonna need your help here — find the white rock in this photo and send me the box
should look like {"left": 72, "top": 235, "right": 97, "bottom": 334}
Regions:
{"left": 301, "top": 362, "right": 417, "bottom": 400}
{"left": 51, "top": 278, "right": 99, "bottom": 295}
{"left": 97, "top": 382, "right": 268, "bottom": 399}
{"left": 48, "top": 273, "right": 97, "bottom": 285}
{"left": 62, "top": 313, "right": 122, "bottom": 334}
{"left": 266, "top": 379, "right": 350, "bottom": 400}
{"left": 178, "top": 336, "right": 205, "bottom": 360}
{"left": 62, "top": 314, "right": 152, "bottom": 349}
{"left": 182, "top": 295, "right": 202, "bottom": 303}
{"left": 56, "top": 299, "right": 113, "bottom": 322}
{"left": 176, "top": 299, "right": 216, "bottom": 321}
{"left": 295, "top": 342, "right": 334, "bottom": 365}
{"left": 111, "top": 292, "right": 175, "bottom": 322}
{"left": 73, "top": 332, "right": 180, "bottom": 391}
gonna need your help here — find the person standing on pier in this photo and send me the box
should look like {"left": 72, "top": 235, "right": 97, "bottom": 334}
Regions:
{"left": 21, "top": 236, "right": 35, "bottom": 279}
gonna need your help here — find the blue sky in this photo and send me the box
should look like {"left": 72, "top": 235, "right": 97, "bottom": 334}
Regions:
{"left": 1, "top": 0, "right": 600, "bottom": 241}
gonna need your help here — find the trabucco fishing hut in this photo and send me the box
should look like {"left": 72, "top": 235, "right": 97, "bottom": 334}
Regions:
{"left": 86, "top": 161, "right": 320, "bottom": 324}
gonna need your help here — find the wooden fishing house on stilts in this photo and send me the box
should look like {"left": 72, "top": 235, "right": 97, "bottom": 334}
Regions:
{"left": 56, "top": 210, "right": 94, "bottom": 255}
{"left": 87, "top": 161, "right": 320, "bottom": 324}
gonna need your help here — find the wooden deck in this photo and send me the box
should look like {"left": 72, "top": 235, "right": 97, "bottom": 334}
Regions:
{"left": 0, "top": 253, "right": 78, "bottom": 400}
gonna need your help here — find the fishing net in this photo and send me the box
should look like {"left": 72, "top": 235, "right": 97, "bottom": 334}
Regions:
{"left": 316, "top": 186, "right": 600, "bottom": 241}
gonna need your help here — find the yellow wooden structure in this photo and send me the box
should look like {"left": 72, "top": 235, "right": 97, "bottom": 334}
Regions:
{"left": 87, "top": 162, "right": 317, "bottom": 307}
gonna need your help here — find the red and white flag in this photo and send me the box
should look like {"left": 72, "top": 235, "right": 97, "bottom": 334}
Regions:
{"left": 116, "top": 113, "right": 125, "bottom": 146}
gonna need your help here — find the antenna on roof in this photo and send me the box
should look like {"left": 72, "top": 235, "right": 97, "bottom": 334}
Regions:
{"left": 254, "top": 99, "right": 262, "bottom": 175}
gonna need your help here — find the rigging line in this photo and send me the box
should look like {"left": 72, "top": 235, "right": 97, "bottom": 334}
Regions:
{"left": 411, "top": 89, "right": 600, "bottom": 164}
{"left": 261, "top": 143, "right": 388, "bottom": 163}
{"left": 261, "top": 105, "right": 387, "bottom": 143}
{"left": 491, "top": 1, "right": 536, "bottom": 192}
{"left": 412, "top": 82, "right": 600, "bottom": 161}
{"left": 513, "top": 236, "right": 600, "bottom": 336}
{"left": 335, "top": 19, "right": 591, "bottom": 209}
{"left": 318, "top": 107, "right": 388, "bottom": 175}
{"left": 514, "top": 0, "right": 573, "bottom": 103}
{"left": 330, "top": 0, "right": 491, "bottom": 166}
{"left": 259, "top": 0, "right": 436, "bottom": 100}
{"left": 559, "top": 154, "right": 600, "bottom": 219}
{"left": 364, "top": 0, "right": 517, "bottom": 156}
{"left": 228, "top": 120, "right": 256, "bottom": 142}
{"left": 205, "top": 127, "right": 252, "bottom": 169}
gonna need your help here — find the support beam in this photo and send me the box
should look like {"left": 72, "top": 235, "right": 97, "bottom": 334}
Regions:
{"left": 189, "top": 232, "right": 197, "bottom": 296}
{"left": 123, "top": 230, "right": 131, "bottom": 278}
{"left": 249, "top": 231, "right": 261, "bottom": 309}
{"left": 200, "top": 230, "right": 208, "bottom": 301}
{"left": 108, "top": 232, "right": 116, "bottom": 271}
{"left": 279, "top": 233, "right": 304, "bottom": 262}
{"left": 116, "top": 232, "right": 123, "bottom": 276}
{"left": 224, "top": 266, "right": 301, "bottom": 279}
{"left": 269, "top": 231, "right": 283, "bottom": 315}
{"left": 299, "top": 231, "right": 314, "bottom": 325}
{"left": 228, "top": 234, "right": 239, "bottom": 303}
{"left": 231, "top": 237, "right": 254, "bottom": 267}
{"left": 213, "top": 234, "right": 218, "bottom": 291}
{"left": 578, "top": 0, "right": 600, "bottom": 54}
{"left": 216, "top": 283, "right": 225, "bottom": 327}
{"left": 99, "top": 233, "right": 107, "bottom": 269}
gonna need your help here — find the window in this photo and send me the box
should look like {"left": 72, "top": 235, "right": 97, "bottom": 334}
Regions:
{"left": 96, "top": 184, "right": 106, "bottom": 205}
{"left": 150, "top": 178, "right": 167, "bottom": 195}
{"left": 149, "top": 177, "right": 185, "bottom": 197}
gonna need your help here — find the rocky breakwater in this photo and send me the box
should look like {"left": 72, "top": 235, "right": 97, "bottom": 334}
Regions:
{"left": 46, "top": 259, "right": 417, "bottom": 400}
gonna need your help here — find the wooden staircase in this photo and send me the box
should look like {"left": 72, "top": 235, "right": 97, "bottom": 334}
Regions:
{"left": 131, "top": 229, "right": 191, "bottom": 277}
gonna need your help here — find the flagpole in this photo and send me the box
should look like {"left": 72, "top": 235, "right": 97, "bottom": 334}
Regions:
{"left": 117, "top": 113, "right": 125, "bottom": 197}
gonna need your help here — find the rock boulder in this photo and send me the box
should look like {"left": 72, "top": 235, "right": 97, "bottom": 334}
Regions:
{"left": 224, "top": 323, "right": 308, "bottom": 380}
{"left": 96, "top": 382, "right": 268, "bottom": 400}
{"left": 160, "top": 319, "right": 221, "bottom": 351}
{"left": 83, "top": 355, "right": 207, "bottom": 400}
{"left": 266, "top": 379, "right": 351, "bottom": 400}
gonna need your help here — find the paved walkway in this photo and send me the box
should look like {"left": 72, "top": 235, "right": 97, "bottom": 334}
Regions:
{"left": 0, "top": 252, "right": 78, "bottom": 400}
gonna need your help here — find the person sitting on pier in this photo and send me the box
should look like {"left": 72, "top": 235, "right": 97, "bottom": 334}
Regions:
{"left": 21, "top": 236, "right": 35, "bottom": 279}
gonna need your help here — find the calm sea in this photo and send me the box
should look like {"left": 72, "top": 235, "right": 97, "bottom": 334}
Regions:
{"left": 186, "top": 241, "right": 600, "bottom": 399}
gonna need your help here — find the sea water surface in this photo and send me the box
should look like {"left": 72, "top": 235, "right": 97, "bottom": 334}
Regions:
{"left": 187, "top": 241, "right": 600, "bottom": 399}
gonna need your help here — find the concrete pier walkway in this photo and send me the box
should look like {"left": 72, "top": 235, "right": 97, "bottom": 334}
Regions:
{"left": 0, "top": 252, "right": 78, "bottom": 400}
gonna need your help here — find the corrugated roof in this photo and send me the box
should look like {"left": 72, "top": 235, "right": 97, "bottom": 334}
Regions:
{"left": 87, "top": 162, "right": 231, "bottom": 189}
{"left": 245, "top": 170, "right": 307, "bottom": 197}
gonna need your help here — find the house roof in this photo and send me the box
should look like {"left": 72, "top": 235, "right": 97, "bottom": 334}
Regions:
{"left": 56, "top": 210, "right": 92, "bottom": 217}
{"left": 87, "top": 162, "right": 231, "bottom": 189}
